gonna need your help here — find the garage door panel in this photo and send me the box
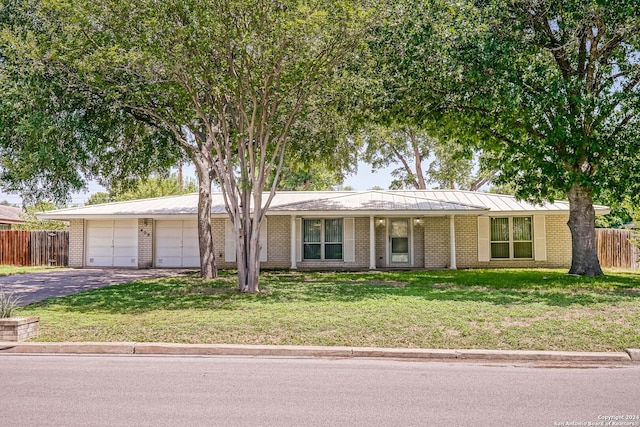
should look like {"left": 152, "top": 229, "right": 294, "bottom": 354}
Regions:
{"left": 86, "top": 247, "right": 113, "bottom": 257}
{"left": 87, "top": 229, "right": 113, "bottom": 239}
{"left": 155, "top": 220, "right": 200, "bottom": 268}
{"left": 113, "top": 256, "right": 138, "bottom": 267}
{"left": 88, "top": 220, "right": 115, "bottom": 228}
{"left": 86, "top": 220, "right": 137, "bottom": 267}
{"left": 157, "top": 256, "right": 184, "bottom": 268}
{"left": 87, "top": 256, "right": 114, "bottom": 266}
{"left": 156, "top": 220, "right": 183, "bottom": 229}
{"left": 182, "top": 256, "right": 200, "bottom": 268}
{"left": 156, "top": 246, "right": 179, "bottom": 258}
{"left": 87, "top": 237, "right": 113, "bottom": 247}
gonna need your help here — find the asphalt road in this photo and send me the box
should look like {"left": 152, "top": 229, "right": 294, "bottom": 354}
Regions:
{"left": 0, "top": 268, "right": 192, "bottom": 305}
{"left": 1, "top": 355, "right": 638, "bottom": 427}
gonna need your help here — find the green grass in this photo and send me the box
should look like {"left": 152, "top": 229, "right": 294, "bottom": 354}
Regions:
{"left": 0, "top": 265, "right": 66, "bottom": 277}
{"left": 15, "top": 269, "right": 640, "bottom": 352}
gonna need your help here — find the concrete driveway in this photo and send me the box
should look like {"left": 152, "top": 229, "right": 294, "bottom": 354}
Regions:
{"left": 0, "top": 269, "right": 194, "bottom": 306}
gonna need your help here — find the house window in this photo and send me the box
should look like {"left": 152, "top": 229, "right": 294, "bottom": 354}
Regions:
{"left": 490, "top": 217, "right": 533, "bottom": 259}
{"left": 303, "top": 219, "right": 343, "bottom": 260}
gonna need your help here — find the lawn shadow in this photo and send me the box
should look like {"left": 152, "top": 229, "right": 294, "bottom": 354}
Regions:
{"left": 21, "top": 269, "right": 640, "bottom": 315}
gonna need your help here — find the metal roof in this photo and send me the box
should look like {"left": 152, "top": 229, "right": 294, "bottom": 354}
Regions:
{"left": 38, "top": 190, "right": 609, "bottom": 220}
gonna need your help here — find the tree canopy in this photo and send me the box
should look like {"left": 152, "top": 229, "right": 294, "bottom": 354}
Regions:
{"left": 364, "top": 0, "right": 640, "bottom": 275}
{"left": 0, "top": 1, "right": 183, "bottom": 205}
{"left": 466, "top": 0, "right": 640, "bottom": 275}
{"left": 5, "top": 0, "right": 374, "bottom": 288}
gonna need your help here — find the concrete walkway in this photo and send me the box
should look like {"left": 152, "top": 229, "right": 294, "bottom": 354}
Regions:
{"left": 0, "top": 269, "right": 193, "bottom": 305}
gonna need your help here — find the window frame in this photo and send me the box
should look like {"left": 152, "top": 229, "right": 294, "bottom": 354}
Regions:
{"left": 302, "top": 218, "right": 344, "bottom": 261}
{"left": 490, "top": 216, "right": 533, "bottom": 260}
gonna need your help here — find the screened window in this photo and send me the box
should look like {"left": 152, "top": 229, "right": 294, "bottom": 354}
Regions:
{"left": 490, "top": 217, "right": 532, "bottom": 259}
{"left": 303, "top": 219, "right": 343, "bottom": 260}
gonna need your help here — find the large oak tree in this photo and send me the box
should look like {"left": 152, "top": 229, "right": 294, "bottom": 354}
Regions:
{"left": 367, "top": 0, "right": 640, "bottom": 276}
{"left": 465, "top": 0, "right": 640, "bottom": 276}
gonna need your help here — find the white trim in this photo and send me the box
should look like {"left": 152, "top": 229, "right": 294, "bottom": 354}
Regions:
{"left": 410, "top": 218, "right": 415, "bottom": 266}
{"left": 533, "top": 215, "right": 547, "bottom": 261}
{"left": 224, "top": 219, "right": 236, "bottom": 262}
{"left": 290, "top": 216, "right": 297, "bottom": 269}
{"left": 477, "top": 217, "right": 491, "bottom": 262}
{"left": 344, "top": 218, "right": 355, "bottom": 263}
{"left": 259, "top": 218, "right": 268, "bottom": 262}
{"left": 295, "top": 218, "right": 302, "bottom": 263}
{"left": 369, "top": 216, "right": 376, "bottom": 270}
{"left": 449, "top": 215, "right": 457, "bottom": 270}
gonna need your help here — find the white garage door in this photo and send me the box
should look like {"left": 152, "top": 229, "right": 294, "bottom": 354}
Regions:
{"left": 155, "top": 220, "right": 200, "bottom": 268}
{"left": 86, "top": 220, "right": 138, "bottom": 267}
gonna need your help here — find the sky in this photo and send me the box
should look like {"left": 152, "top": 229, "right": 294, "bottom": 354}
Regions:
{"left": 0, "top": 161, "right": 396, "bottom": 207}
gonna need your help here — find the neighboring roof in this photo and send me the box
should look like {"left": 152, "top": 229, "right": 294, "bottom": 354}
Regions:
{"left": 0, "top": 205, "right": 24, "bottom": 224}
{"left": 39, "top": 190, "right": 611, "bottom": 220}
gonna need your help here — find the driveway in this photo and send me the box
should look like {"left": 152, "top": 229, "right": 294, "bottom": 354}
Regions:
{"left": 0, "top": 269, "right": 194, "bottom": 306}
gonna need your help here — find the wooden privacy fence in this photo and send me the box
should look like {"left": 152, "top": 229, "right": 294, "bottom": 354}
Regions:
{"left": 0, "top": 230, "right": 69, "bottom": 266}
{"left": 596, "top": 228, "right": 640, "bottom": 269}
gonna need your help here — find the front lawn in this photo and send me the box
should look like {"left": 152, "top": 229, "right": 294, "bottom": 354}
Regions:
{"left": 16, "top": 269, "right": 640, "bottom": 351}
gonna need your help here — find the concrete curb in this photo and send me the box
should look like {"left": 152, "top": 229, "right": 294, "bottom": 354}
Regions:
{"left": 1, "top": 342, "right": 638, "bottom": 363}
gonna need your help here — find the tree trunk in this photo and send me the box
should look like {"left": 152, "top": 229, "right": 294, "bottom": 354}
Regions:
{"left": 194, "top": 159, "right": 217, "bottom": 279}
{"left": 410, "top": 132, "right": 427, "bottom": 189}
{"left": 236, "top": 189, "right": 262, "bottom": 293}
{"left": 567, "top": 184, "right": 603, "bottom": 276}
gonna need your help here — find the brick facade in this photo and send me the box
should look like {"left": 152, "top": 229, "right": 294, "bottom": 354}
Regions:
{"left": 453, "top": 214, "right": 572, "bottom": 269}
{"left": 68, "top": 219, "right": 85, "bottom": 268}
{"left": 71, "top": 213, "right": 573, "bottom": 271}
{"left": 138, "top": 218, "right": 153, "bottom": 269}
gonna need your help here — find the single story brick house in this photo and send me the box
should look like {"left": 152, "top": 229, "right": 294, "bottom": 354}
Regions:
{"left": 39, "top": 190, "right": 609, "bottom": 270}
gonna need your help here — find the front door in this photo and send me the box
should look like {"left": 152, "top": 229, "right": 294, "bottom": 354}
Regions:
{"left": 389, "top": 219, "right": 410, "bottom": 264}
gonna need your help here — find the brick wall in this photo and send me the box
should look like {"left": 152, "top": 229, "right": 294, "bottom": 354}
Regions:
{"left": 69, "top": 213, "right": 573, "bottom": 271}
{"left": 454, "top": 214, "right": 572, "bottom": 269}
{"left": 424, "top": 217, "right": 450, "bottom": 269}
{"left": 68, "top": 219, "right": 84, "bottom": 267}
{"left": 263, "top": 216, "right": 291, "bottom": 269}
{"left": 138, "top": 218, "right": 153, "bottom": 269}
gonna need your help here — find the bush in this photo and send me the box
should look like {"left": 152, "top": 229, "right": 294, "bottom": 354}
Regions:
{"left": 0, "top": 289, "right": 22, "bottom": 318}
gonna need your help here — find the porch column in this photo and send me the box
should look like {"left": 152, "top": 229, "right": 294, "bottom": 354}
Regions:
{"left": 449, "top": 215, "right": 457, "bottom": 270}
{"left": 290, "top": 215, "right": 297, "bottom": 270}
{"left": 369, "top": 216, "right": 376, "bottom": 270}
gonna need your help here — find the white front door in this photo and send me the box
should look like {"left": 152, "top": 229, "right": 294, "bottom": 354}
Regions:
{"left": 389, "top": 219, "right": 410, "bottom": 265}
{"left": 86, "top": 220, "right": 138, "bottom": 267}
{"left": 155, "top": 220, "right": 200, "bottom": 267}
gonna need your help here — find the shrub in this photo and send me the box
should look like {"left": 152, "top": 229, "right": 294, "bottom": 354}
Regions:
{"left": 0, "top": 289, "right": 22, "bottom": 318}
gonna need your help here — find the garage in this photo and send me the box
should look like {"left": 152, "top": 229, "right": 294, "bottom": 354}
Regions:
{"left": 155, "top": 220, "right": 200, "bottom": 268}
{"left": 85, "top": 219, "right": 138, "bottom": 267}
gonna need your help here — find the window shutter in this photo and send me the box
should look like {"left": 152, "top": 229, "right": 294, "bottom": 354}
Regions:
{"left": 344, "top": 218, "right": 355, "bottom": 263}
{"left": 224, "top": 219, "right": 236, "bottom": 262}
{"left": 259, "top": 218, "right": 268, "bottom": 262}
{"left": 533, "top": 215, "right": 547, "bottom": 261}
{"left": 295, "top": 218, "right": 302, "bottom": 262}
{"left": 477, "top": 216, "right": 491, "bottom": 262}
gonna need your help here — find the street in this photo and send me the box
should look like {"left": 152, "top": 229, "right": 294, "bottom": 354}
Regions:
{"left": 1, "top": 355, "right": 638, "bottom": 427}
